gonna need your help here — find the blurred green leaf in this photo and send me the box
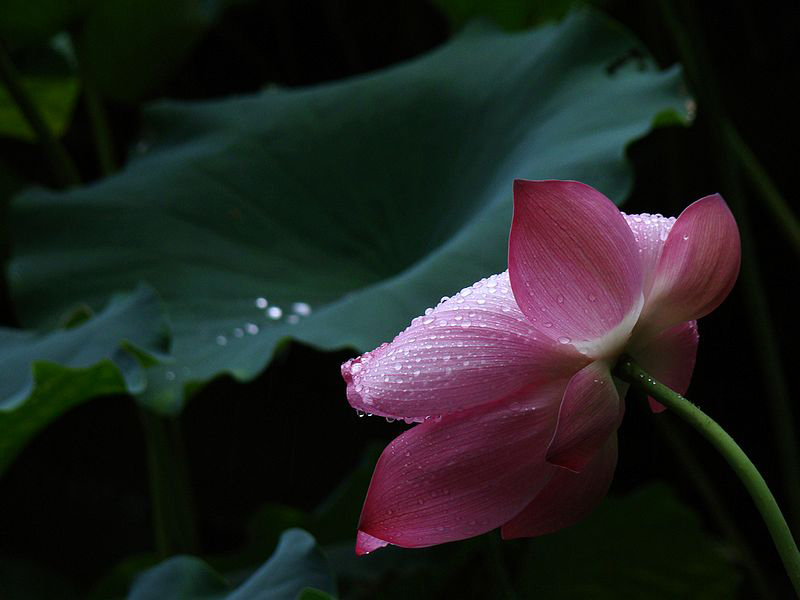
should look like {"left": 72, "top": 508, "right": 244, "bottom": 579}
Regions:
{"left": 514, "top": 483, "right": 740, "bottom": 598}
{"left": 1, "top": 0, "right": 222, "bottom": 102}
{"left": 128, "top": 529, "right": 336, "bottom": 600}
{"left": 87, "top": 554, "right": 161, "bottom": 600}
{"left": 73, "top": 0, "right": 220, "bottom": 102}
{"left": 128, "top": 556, "right": 229, "bottom": 599}
{"left": 310, "top": 444, "right": 382, "bottom": 545}
{"left": 0, "top": 73, "right": 79, "bottom": 140}
{"left": 0, "top": 284, "right": 170, "bottom": 473}
{"left": 0, "top": 0, "right": 90, "bottom": 49}
{"left": 9, "top": 11, "right": 689, "bottom": 414}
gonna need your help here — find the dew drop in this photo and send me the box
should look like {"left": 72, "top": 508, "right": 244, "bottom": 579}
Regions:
{"left": 683, "top": 234, "right": 690, "bottom": 241}
{"left": 267, "top": 306, "right": 282, "bottom": 319}
{"left": 588, "top": 293, "right": 596, "bottom": 302}
{"left": 291, "top": 301, "right": 312, "bottom": 316}
{"left": 556, "top": 294, "right": 564, "bottom": 304}
{"left": 255, "top": 297, "right": 268, "bottom": 309}
{"left": 558, "top": 336, "right": 571, "bottom": 344}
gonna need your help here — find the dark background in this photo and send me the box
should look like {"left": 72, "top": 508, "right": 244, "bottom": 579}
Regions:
{"left": 1, "top": 1, "right": 798, "bottom": 597}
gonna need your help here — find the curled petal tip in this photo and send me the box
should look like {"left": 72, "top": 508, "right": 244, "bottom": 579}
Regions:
{"left": 356, "top": 530, "right": 389, "bottom": 555}
{"left": 341, "top": 358, "right": 356, "bottom": 384}
{"left": 638, "top": 196, "right": 740, "bottom": 334}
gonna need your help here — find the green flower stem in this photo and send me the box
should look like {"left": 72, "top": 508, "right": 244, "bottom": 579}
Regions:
{"left": 660, "top": 0, "right": 800, "bottom": 535}
{"left": 615, "top": 356, "right": 800, "bottom": 597}
{"left": 0, "top": 38, "right": 80, "bottom": 187}
{"left": 139, "top": 409, "right": 198, "bottom": 558}
{"left": 653, "top": 417, "right": 773, "bottom": 599}
{"left": 711, "top": 138, "right": 800, "bottom": 536}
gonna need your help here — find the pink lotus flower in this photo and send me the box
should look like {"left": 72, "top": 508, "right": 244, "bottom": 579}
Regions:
{"left": 342, "top": 180, "right": 740, "bottom": 554}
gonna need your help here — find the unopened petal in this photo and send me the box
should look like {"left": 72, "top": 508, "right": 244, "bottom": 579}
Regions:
{"left": 637, "top": 194, "right": 740, "bottom": 335}
{"left": 342, "top": 271, "right": 585, "bottom": 421}
{"left": 356, "top": 383, "right": 565, "bottom": 550}
{"left": 545, "top": 361, "right": 620, "bottom": 472}
{"left": 631, "top": 320, "right": 699, "bottom": 413}
{"left": 509, "top": 180, "right": 643, "bottom": 358}
{"left": 502, "top": 434, "right": 617, "bottom": 539}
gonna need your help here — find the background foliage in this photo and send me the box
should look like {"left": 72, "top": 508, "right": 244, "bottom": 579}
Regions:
{"left": 0, "top": 0, "right": 797, "bottom": 598}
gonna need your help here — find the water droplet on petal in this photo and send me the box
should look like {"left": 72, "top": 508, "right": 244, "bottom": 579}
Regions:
{"left": 558, "top": 336, "right": 571, "bottom": 344}
{"left": 556, "top": 294, "right": 564, "bottom": 304}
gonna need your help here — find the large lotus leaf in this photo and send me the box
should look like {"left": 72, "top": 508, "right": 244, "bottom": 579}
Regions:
{"left": 9, "top": 11, "right": 689, "bottom": 413}
{"left": 0, "top": 284, "right": 169, "bottom": 472}
{"left": 128, "top": 529, "right": 336, "bottom": 600}
{"left": 433, "top": 0, "right": 581, "bottom": 30}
